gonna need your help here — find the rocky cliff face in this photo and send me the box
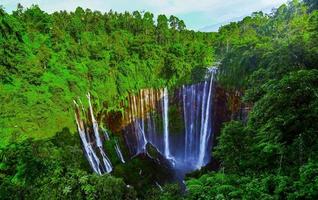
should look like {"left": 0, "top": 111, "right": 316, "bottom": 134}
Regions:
{"left": 78, "top": 79, "right": 252, "bottom": 178}
{"left": 207, "top": 84, "right": 252, "bottom": 171}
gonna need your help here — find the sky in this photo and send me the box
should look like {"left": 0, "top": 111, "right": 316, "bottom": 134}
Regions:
{"left": 1, "top": 0, "right": 288, "bottom": 32}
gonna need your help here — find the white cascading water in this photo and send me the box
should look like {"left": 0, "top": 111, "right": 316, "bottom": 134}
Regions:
{"left": 123, "top": 88, "right": 171, "bottom": 158}
{"left": 123, "top": 68, "right": 217, "bottom": 174}
{"left": 99, "top": 147, "right": 113, "bottom": 173}
{"left": 87, "top": 93, "right": 112, "bottom": 173}
{"left": 197, "top": 73, "right": 214, "bottom": 168}
{"left": 140, "top": 90, "right": 147, "bottom": 151}
{"left": 87, "top": 93, "right": 102, "bottom": 148}
{"left": 162, "top": 88, "right": 171, "bottom": 159}
{"left": 74, "top": 101, "right": 102, "bottom": 174}
{"left": 155, "top": 182, "right": 163, "bottom": 191}
{"left": 74, "top": 94, "right": 113, "bottom": 174}
{"left": 115, "top": 140, "right": 126, "bottom": 163}
{"left": 101, "top": 127, "right": 110, "bottom": 141}
{"left": 132, "top": 94, "right": 147, "bottom": 153}
{"left": 182, "top": 85, "right": 188, "bottom": 160}
{"left": 77, "top": 68, "right": 217, "bottom": 176}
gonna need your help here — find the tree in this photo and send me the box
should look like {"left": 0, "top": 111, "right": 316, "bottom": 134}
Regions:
{"left": 156, "top": 14, "right": 169, "bottom": 44}
{"left": 178, "top": 20, "right": 186, "bottom": 31}
{"left": 214, "top": 121, "right": 253, "bottom": 172}
{"left": 304, "top": 0, "right": 318, "bottom": 12}
{"left": 169, "top": 15, "right": 179, "bottom": 30}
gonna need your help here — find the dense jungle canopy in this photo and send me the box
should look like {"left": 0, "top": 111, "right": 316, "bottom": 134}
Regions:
{"left": 1, "top": 0, "right": 318, "bottom": 199}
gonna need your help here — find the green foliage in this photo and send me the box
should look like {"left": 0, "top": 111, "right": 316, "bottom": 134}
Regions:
{"left": 144, "top": 184, "right": 183, "bottom": 200}
{"left": 0, "top": 129, "right": 136, "bottom": 200}
{"left": 1, "top": 0, "right": 318, "bottom": 199}
{"left": 187, "top": 70, "right": 318, "bottom": 199}
{"left": 186, "top": 68, "right": 318, "bottom": 200}
{"left": 304, "top": 0, "right": 318, "bottom": 12}
{"left": 185, "top": 163, "right": 318, "bottom": 200}
{"left": 186, "top": 172, "right": 243, "bottom": 200}
{"left": 248, "top": 69, "right": 318, "bottom": 173}
{"left": 288, "top": 161, "right": 318, "bottom": 199}
{"left": 213, "top": 121, "right": 253, "bottom": 173}
{"left": 217, "top": 0, "right": 317, "bottom": 89}
{"left": 0, "top": 6, "right": 215, "bottom": 147}
{"left": 183, "top": 2, "right": 318, "bottom": 199}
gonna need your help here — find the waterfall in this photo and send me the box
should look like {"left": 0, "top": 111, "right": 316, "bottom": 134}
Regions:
{"left": 115, "top": 140, "right": 126, "bottom": 163}
{"left": 99, "top": 147, "right": 113, "bottom": 173}
{"left": 140, "top": 90, "right": 147, "bottom": 151}
{"left": 130, "top": 93, "right": 147, "bottom": 154}
{"left": 155, "top": 182, "right": 163, "bottom": 191}
{"left": 87, "top": 93, "right": 102, "bottom": 148}
{"left": 197, "top": 73, "right": 214, "bottom": 168}
{"left": 87, "top": 93, "right": 113, "bottom": 173}
{"left": 183, "top": 68, "right": 217, "bottom": 169}
{"left": 77, "top": 68, "right": 217, "bottom": 176}
{"left": 124, "top": 89, "right": 163, "bottom": 156}
{"left": 123, "top": 68, "right": 217, "bottom": 173}
{"left": 74, "top": 95, "right": 113, "bottom": 174}
{"left": 162, "top": 88, "right": 171, "bottom": 159}
{"left": 74, "top": 101, "right": 101, "bottom": 174}
{"left": 101, "top": 127, "right": 110, "bottom": 141}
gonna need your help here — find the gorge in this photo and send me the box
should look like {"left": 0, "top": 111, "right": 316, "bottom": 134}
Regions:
{"left": 2, "top": 1, "right": 317, "bottom": 198}
{"left": 75, "top": 68, "right": 218, "bottom": 181}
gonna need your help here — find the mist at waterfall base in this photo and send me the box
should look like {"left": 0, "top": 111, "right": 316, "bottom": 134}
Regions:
{"left": 75, "top": 68, "right": 217, "bottom": 182}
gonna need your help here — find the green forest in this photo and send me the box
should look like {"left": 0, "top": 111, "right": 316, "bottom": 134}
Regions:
{"left": 1, "top": 0, "right": 318, "bottom": 199}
